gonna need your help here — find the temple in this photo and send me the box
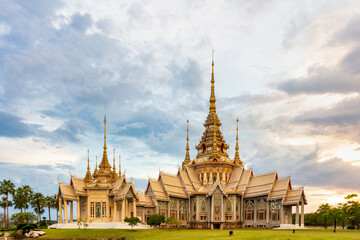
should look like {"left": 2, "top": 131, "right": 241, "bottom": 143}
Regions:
{"left": 57, "top": 56, "right": 306, "bottom": 229}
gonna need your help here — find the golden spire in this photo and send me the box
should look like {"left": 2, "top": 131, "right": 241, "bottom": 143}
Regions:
{"left": 234, "top": 118, "right": 242, "bottom": 165}
{"left": 98, "top": 115, "right": 111, "bottom": 171}
{"left": 84, "top": 149, "right": 93, "bottom": 182}
{"left": 182, "top": 119, "right": 191, "bottom": 169}
{"left": 93, "top": 156, "right": 98, "bottom": 174}
{"left": 118, "top": 155, "right": 121, "bottom": 177}
{"left": 209, "top": 49, "right": 216, "bottom": 113}
{"left": 113, "top": 149, "right": 116, "bottom": 171}
{"left": 111, "top": 149, "right": 117, "bottom": 181}
{"left": 87, "top": 149, "right": 90, "bottom": 171}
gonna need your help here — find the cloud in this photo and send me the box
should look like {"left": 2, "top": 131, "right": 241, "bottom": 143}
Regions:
{"left": 0, "top": 111, "right": 34, "bottom": 137}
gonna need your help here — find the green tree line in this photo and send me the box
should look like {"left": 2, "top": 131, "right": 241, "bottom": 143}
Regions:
{"left": 0, "top": 179, "right": 57, "bottom": 229}
{"left": 295, "top": 193, "right": 360, "bottom": 229}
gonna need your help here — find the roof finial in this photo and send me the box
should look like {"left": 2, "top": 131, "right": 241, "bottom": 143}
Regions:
{"left": 84, "top": 149, "right": 93, "bottom": 182}
{"left": 113, "top": 149, "right": 116, "bottom": 173}
{"left": 209, "top": 49, "right": 216, "bottom": 113}
{"left": 183, "top": 119, "right": 191, "bottom": 169}
{"left": 234, "top": 118, "right": 242, "bottom": 165}
{"left": 119, "top": 155, "right": 122, "bottom": 177}
{"left": 94, "top": 156, "right": 98, "bottom": 174}
{"left": 87, "top": 149, "right": 90, "bottom": 171}
{"left": 104, "top": 115, "right": 107, "bottom": 148}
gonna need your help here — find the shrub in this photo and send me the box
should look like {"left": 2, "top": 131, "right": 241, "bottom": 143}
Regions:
{"left": 11, "top": 212, "right": 37, "bottom": 225}
{"left": 124, "top": 216, "right": 141, "bottom": 229}
{"left": 147, "top": 214, "right": 165, "bottom": 228}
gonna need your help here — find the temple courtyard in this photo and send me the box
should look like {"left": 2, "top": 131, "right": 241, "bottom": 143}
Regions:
{"left": 40, "top": 229, "right": 360, "bottom": 239}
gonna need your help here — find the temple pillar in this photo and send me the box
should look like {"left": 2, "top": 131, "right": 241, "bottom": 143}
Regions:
{"left": 106, "top": 198, "right": 110, "bottom": 222}
{"left": 86, "top": 195, "right": 90, "bottom": 222}
{"left": 64, "top": 200, "right": 68, "bottom": 223}
{"left": 280, "top": 204, "right": 285, "bottom": 224}
{"left": 77, "top": 198, "right": 80, "bottom": 222}
{"left": 217, "top": 172, "right": 220, "bottom": 183}
{"left": 58, "top": 198, "right": 63, "bottom": 223}
{"left": 209, "top": 173, "right": 213, "bottom": 184}
{"left": 196, "top": 197, "right": 200, "bottom": 222}
{"left": 121, "top": 199, "right": 125, "bottom": 223}
{"left": 222, "top": 172, "right": 226, "bottom": 184}
{"left": 301, "top": 200, "right": 304, "bottom": 227}
{"left": 176, "top": 199, "right": 179, "bottom": 220}
{"left": 70, "top": 201, "right": 73, "bottom": 222}
{"left": 266, "top": 200, "right": 270, "bottom": 228}
{"left": 113, "top": 200, "right": 117, "bottom": 222}
{"left": 296, "top": 203, "right": 299, "bottom": 226}
{"left": 233, "top": 196, "right": 236, "bottom": 222}
{"left": 254, "top": 199, "right": 257, "bottom": 226}
{"left": 133, "top": 199, "right": 137, "bottom": 218}
{"left": 203, "top": 173, "right": 207, "bottom": 184}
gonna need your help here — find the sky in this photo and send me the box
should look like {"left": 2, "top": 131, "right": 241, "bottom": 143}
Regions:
{"left": 1, "top": 0, "right": 360, "bottom": 217}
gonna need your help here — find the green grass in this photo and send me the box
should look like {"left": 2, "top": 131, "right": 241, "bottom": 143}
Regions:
{"left": 39, "top": 228, "right": 360, "bottom": 240}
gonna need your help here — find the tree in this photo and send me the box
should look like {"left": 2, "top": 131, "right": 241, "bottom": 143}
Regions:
{"left": 165, "top": 216, "right": 181, "bottom": 228}
{"left": 44, "top": 194, "right": 56, "bottom": 222}
{"left": 13, "top": 187, "right": 25, "bottom": 213}
{"left": 10, "top": 212, "right": 37, "bottom": 225}
{"left": 316, "top": 203, "right": 331, "bottom": 229}
{"left": 124, "top": 216, "right": 141, "bottom": 229}
{"left": 329, "top": 207, "right": 341, "bottom": 230}
{"left": 0, "top": 180, "right": 16, "bottom": 228}
{"left": 0, "top": 197, "right": 7, "bottom": 227}
{"left": 345, "top": 193, "right": 360, "bottom": 229}
{"left": 18, "top": 185, "right": 33, "bottom": 213}
{"left": 30, "top": 192, "right": 45, "bottom": 223}
{"left": 147, "top": 214, "right": 165, "bottom": 228}
{"left": 337, "top": 203, "right": 349, "bottom": 229}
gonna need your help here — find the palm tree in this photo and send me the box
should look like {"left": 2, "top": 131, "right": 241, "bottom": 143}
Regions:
{"left": 18, "top": 185, "right": 33, "bottom": 212}
{"left": 45, "top": 194, "right": 57, "bottom": 222}
{"left": 0, "top": 197, "right": 6, "bottom": 227}
{"left": 0, "top": 179, "right": 16, "bottom": 228}
{"left": 13, "top": 188, "right": 25, "bottom": 213}
{"left": 31, "top": 192, "right": 45, "bottom": 223}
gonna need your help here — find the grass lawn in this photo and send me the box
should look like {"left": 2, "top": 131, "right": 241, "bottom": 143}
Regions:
{"left": 40, "top": 228, "right": 360, "bottom": 240}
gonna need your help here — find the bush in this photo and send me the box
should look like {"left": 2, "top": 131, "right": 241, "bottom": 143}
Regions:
{"left": 11, "top": 212, "right": 37, "bottom": 225}
{"left": 147, "top": 214, "right": 165, "bottom": 228}
{"left": 124, "top": 216, "right": 141, "bottom": 229}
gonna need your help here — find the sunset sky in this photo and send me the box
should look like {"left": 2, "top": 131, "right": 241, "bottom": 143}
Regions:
{"left": 1, "top": 0, "right": 360, "bottom": 215}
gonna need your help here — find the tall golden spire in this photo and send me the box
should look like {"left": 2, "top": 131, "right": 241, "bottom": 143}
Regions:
{"left": 234, "top": 118, "right": 242, "bottom": 165}
{"left": 98, "top": 115, "right": 111, "bottom": 171}
{"left": 118, "top": 155, "right": 121, "bottom": 177}
{"left": 182, "top": 119, "right": 191, "bottom": 169}
{"left": 209, "top": 49, "right": 216, "bottom": 113}
{"left": 113, "top": 149, "right": 116, "bottom": 173}
{"left": 84, "top": 149, "right": 93, "bottom": 183}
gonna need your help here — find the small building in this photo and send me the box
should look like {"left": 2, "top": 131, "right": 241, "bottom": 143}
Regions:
{"left": 57, "top": 57, "right": 306, "bottom": 228}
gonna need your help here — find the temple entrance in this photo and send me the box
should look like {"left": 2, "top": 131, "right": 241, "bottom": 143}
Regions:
{"left": 213, "top": 224, "right": 220, "bottom": 229}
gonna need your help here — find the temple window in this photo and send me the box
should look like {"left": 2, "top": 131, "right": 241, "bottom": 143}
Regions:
{"left": 201, "top": 200, "right": 206, "bottom": 212}
{"left": 96, "top": 202, "right": 101, "bottom": 218}
{"left": 158, "top": 201, "right": 168, "bottom": 217}
{"left": 90, "top": 202, "right": 95, "bottom": 218}
{"left": 213, "top": 175, "right": 217, "bottom": 184}
{"left": 257, "top": 200, "right": 266, "bottom": 220}
{"left": 270, "top": 201, "right": 280, "bottom": 221}
{"left": 102, "top": 202, "right": 106, "bottom": 217}
{"left": 226, "top": 199, "right": 232, "bottom": 212}
{"left": 171, "top": 200, "right": 177, "bottom": 218}
{"left": 245, "top": 200, "right": 254, "bottom": 220}
{"left": 179, "top": 200, "right": 186, "bottom": 220}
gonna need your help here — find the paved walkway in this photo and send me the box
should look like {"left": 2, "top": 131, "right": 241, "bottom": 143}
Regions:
{"left": 49, "top": 222, "right": 151, "bottom": 229}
